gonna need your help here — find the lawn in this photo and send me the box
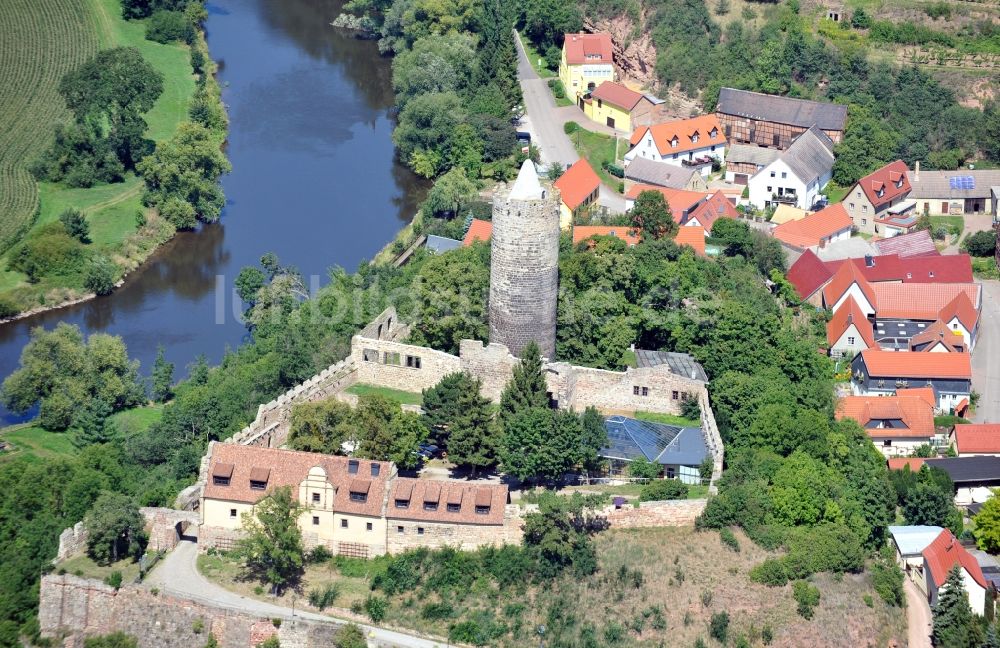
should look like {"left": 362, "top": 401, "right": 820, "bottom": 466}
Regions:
{"left": 110, "top": 403, "right": 164, "bottom": 433}
{"left": 929, "top": 215, "right": 965, "bottom": 236}
{"left": 345, "top": 383, "right": 423, "bottom": 406}
{"left": 558, "top": 482, "right": 710, "bottom": 500}
{"left": 0, "top": 424, "right": 76, "bottom": 462}
{"left": 972, "top": 256, "right": 1000, "bottom": 280}
{"left": 57, "top": 551, "right": 141, "bottom": 585}
{"left": 517, "top": 31, "right": 556, "bottom": 78}
{"left": 198, "top": 527, "right": 905, "bottom": 647}
{"left": 567, "top": 125, "right": 627, "bottom": 189}
{"left": 822, "top": 181, "right": 850, "bottom": 204}
{"left": 0, "top": 0, "right": 197, "bottom": 307}
{"left": 634, "top": 410, "right": 701, "bottom": 427}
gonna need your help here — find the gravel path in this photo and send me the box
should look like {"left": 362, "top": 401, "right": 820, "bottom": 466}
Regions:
{"left": 904, "top": 578, "right": 932, "bottom": 648}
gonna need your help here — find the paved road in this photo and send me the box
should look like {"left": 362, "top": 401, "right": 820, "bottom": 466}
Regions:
{"left": 973, "top": 279, "right": 1000, "bottom": 423}
{"left": 943, "top": 213, "right": 994, "bottom": 254}
{"left": 904, "top": 578, "right": 932, "bottom": 648}
{"left": 513, "top": 31, "right": 627, "bottom": 214}
{"left": 145, "top": 541, "right": 449, "bottom": 648}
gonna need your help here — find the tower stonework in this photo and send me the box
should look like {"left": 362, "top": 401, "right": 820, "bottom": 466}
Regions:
{"left": 489, "top": 160, "right": 561, "bottom": 359}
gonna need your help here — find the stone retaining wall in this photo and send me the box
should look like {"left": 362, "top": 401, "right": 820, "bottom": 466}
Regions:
{"left": 602, "top": 499, "right": 708, "bottom": 528}
{"left": 38, "top": 574, "right": 351, "bottom": 648}
{"left": 55, "top": 508, "right": 200, "bottom": 563}
{"left": 386, "top": 505, "right": 525, "bottom": 553}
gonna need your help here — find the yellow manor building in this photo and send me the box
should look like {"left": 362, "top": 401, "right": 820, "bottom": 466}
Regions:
{"left": 558, "top": 32, "right": 614, "bottom": 103}
{"left": 199, "top": 443, "right": 514, "bottom": 558}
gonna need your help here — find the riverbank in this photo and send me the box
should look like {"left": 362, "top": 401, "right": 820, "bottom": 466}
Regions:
{"left": 0, "top": 0, "right": 224, "bottom": 320}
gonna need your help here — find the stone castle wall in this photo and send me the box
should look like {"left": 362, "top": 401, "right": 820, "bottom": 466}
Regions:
{"left": 350, "top": 335, "right": 462, "bottom": 394}
{"left": 602, "top": 499, "right": 708, "bottom": 528}
{"left": 39, "top": 574, "right": 351, "bottom": 648}
{"left": 556, "top": 363, "right": 709, "bottom": 416}
{"left": 55, "top": 508, "right": 199, "bottom": 563}
{"left": 386, "top": 505, "right": 525, "bottom": 554}
{"left": 488, "top": 180, "right": 561, "bottom": 358}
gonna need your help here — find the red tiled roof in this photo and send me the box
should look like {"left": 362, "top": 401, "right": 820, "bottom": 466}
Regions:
{"left": 563, "top": 32, "right": 613, "bottom": 65}
{"left": 204, "top": 445, "right": 392, "bottom": 517}
{"left": 554, "top": 160, "right": 601, "bottom": 211}
{"left": 572, "top": 225, "right": 641, "bottom": 247}
{"left": 628, "top": 115, "right": 726, "bottom": 157}
{"left": 859, "top": 348, "right": 972, "bottom": 380}
{"left": 823, "top": 260, "right": 877, "bottom": 310}
{"left": 590, "top": 81, "right": 644, "bottom": 111}
{"left": 855, "top": 160, "right": 911, "bottom": 210}
{"left": 826, "top": 297, "right": 875, "bottom": 348}
{"left": 953, "top": 424, "right": 1000, "bottom": 454}
{"left": 674, "top": 226, "right": 706, "bottom": 256}
{"left": 462, "top": 219, "right": 492, "bottom": 246}
{"left": 787, "top": 249, "right": 834, "bottom": 300}
{"left": 895, "top": 387, "right": 937, "bottom": 408}
{"left": 923, "top": 528, "right": 987, "bottom": 589}
{"left": 909, "top": 320, "right": 967, "bottom": 353}
{"left": 625, "top": 184, "right": 708, "bottom": 220}
{"left": 387, "top": 478, "right": 507, "bottom": 526}
{"left": 686, "top": 190, "right": 737, "bottom": 233}
{"left": 888, "top": 457, "right": 926, "bottom": 471}
{"left": 871, "top": 283, "right": 979, "bottom": 320}
{"left": 773, "top": 203, "right": 853, "bottom": 250}
{"left": 836, "top": 395, "right": 935, "bottom": 439}
{"left": 939, "top": 291, "right": 979, "bottom": 332}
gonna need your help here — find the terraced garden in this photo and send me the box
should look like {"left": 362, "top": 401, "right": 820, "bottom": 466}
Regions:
{"left": 0, "top": 0, "right": 99, "bottom": 252}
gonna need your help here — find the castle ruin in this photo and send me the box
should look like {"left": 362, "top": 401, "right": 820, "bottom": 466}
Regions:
{"left": 489, "top": 160, "right": 561, "bottom": 358}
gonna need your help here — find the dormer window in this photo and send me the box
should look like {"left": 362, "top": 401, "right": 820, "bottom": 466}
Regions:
{"left": 348, "top": 459, "right": 359, "bottom": 475}
{"left": 446, "top": 489, "right": 463, "bottom": 513}
{"left": 249, "top": 466, "right": 270, "bottom": 491}
{"left": 475, "top": 488, "right": 492, "bottom": 515}
{"left": 312, "top": 492, "right": 321, "bottom": 503}
{"left": 670, "top": 137, "right": 678, "bottom": 148}
{"left": 691, "top": 133, "right": 699, "bottom": 143}
{"left": 371, "top": 463, "right": 381, "bottom": 478}
{"left": 212, "top": 463, "right": 234, "bottom": 487}
{"left": 709, "top": 128, "right": 717, "bottom": 139}
{"left": 423, "top": 482, "right": 441, "bottom": 511}
{"left": 394, "top": 480, "right": 413, "bottom": 508}
{"left": 348, "top": 479, "right": 370, "bottom": 503}
{"left": 395, "top": 498, "right": 410, "bottom": 508}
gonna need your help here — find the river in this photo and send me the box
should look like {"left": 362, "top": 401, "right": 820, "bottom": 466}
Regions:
{"left": 0, "top": 0, "right": 427, "bottom": 424}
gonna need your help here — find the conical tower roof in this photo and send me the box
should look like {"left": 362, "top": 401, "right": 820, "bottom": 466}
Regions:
{"left": 508, "top": 159, "right": 543, "bottom": 200}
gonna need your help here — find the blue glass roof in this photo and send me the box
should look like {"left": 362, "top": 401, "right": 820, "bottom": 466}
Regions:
{"left": 601, "top": 416, "right": 709, "bottom": 466}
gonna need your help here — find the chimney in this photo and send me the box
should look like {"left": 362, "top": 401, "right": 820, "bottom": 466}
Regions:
{"left": 865, "top": 254, "right": 874, "bottom": 268}
{"left": 914, "top": 160, "right": 920, "bottom": 181}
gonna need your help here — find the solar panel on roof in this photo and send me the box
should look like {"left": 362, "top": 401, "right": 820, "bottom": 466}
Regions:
{"left": 949, "top": 176, "right": 975, "bottom": 190}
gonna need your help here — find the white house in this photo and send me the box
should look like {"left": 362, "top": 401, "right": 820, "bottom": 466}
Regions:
{"left": 826, "top": 297, "right": 874, "bottom": 357}
{"left": 922, "top": 528, "right": 988, "bottom": 616}
{"left": 747, "top": 126, "right": 834, "bottom": 210}
{"left": 889, "top": 525, "right": 943, "bottom": 589}
{"left": 624, "top": 115, "right": 727, "bottom": 178}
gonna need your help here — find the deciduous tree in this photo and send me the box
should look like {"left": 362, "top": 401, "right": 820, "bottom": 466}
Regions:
{"left": 235, "top": 486, "right": 304, "bottom": 594}
{"left": 629, "top": 190, "right": 677, "bottom": 240}
{"left": 84, "top": 492, "right": 145, "bottom": 564}
{"left": 151, "top": 346, "right": 174, "bottom": 402}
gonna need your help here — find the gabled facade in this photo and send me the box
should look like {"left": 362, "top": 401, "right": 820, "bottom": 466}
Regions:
{"left": 747, "top": 127, "right": 835, "bottom": 210}
{"left": 559, "top": 33, "right": 615, "bottom": 102}
{"left": 845, "top": 160, "right": 915, "bottom": 235}
{"left": 624, "top": 115, "right": 726, "bottom": 178}
{"left": 684, "top": 190, "right": 738, "bottom": 234}
{"left": 850, "top": 349, "right": 972, "bottom": 412}
{"left": 826, "top": 297, "right": 874, "bottom": 357}
{"left": 624, "top": 184, "right": 708, "bottom": 219}
{"left": 715, "top": 87, "right": 848, "bottom": 148}
{"left": 553, "top": 159, "right": 601, "bottom": 229}
{"left": 922, "top": 528, "right": 988, "bottom": 615}
{"left": 909, "top": 165, "right": 1000, "bottom": 217}
{"left": 583, "top": 81, "right": 659, "bottom": 133}
{"left": 623, "top": 157, "right": 707, "bottom": 193}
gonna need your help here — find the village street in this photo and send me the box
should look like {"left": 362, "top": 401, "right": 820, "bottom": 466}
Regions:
{"left": 904, "top": 579, "right": 933, "bottom": 648}
{"left": 146, "top": 541, "right": 448, "bottom": 648}
{"left": 973, "top": 279, "right": 1000, "bottom": 424}
{"left": 513, "top": 31, "right": 628, "bottom": 214}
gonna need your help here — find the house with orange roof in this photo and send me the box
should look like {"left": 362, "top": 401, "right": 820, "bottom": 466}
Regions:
{"left": 939, "top": 291, "right": 981, "bottom": 350}
{"left": 462, "top": 219, "right": 492, "bottom": 246}
{"left": 826, "top": 297, "right": 875, "bottom": 357}
{"left": 836, "top": 394, "right": 936, "bottom": 457}
{"left": 559, "top": 32, "right": 615, "bottom": 102}
{"left": 582, "top": 81, "right": 662, "bottom": 133}
{"left": 922, "top": 528, "right": 987, "bottom": 615}
{"left": 684, "top": 190, "right": 738, "bottom": 234}
{"left": 908, "top": 320, "right": 968, "bottom": 353}
{"left": 624, "top": 114, "right": 727, "bottom": 178}
{"left": 850, "top": 348, "right": 972, "bottom": 412}
{"left": 822, "top": 254, "right": 878, "bottom": 315}
{"left": 888, "top": 457, "right": 927, "bottom": 472}
{"left": 845, "top": 160, "right": 915, "bottom": 236}
{"left": 572, "top": 225, "right": 641, "bottom": 247}
{"left": 674, "top": 227, "right": 706, "bottom": 256}
{"left": 895, "top": 387, "right": 937, "bottom": 408}
{"left": 553, "top": 160, "right": 601, "bottom": 230}
{"left": 624, "top": 184, "right": 708, "bottom": 220}
{"left": 950, "top": 424, "right": 1000, "bottom": 457}
{"left": 772, "top": 202, "right": 852, "bottom": 252}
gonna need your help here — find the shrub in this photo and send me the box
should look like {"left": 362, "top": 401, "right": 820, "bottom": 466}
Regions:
{"left": 333, "top": 624, "right": 367, "bottom": 648}
{"left": 192, "top": 618, "right": 204, "bottom": 634}
{"left": 719, "top": 527, "right": 740, "bottom": 552}
{"left": 104, "top": 571, "right": 123, "bottom": 589}
{"left": 792, "top": 580, "right": 820, "bottom": 619}
{"left": 640, "top": 479, "right": 689, "bottom": 501}
{"left": 364, "top": 594, "right": 388, "bottom": 623}
{"left": 870, "top": 553, "right": 905, "bottom": 607}
{"left": 85, "top": 256, "right": 117, "bottom": 296}
{"left": 0, "top": 297, "right": 20, "bottom": 319}
{"left": 421, "top": 601, "right": 454, "bottom": 620}
{"left": 601, "top": 161, "right": 624, "bottom": 178}
{"left": 709, "top": 612, "right": 729, "bottom": 643}
{"left": 146, "top": 10, "right": 194, "bottom": 43}
{"left": 59, "top": 208, "right": 90, "bottom": 243}
{"left": 701, "top": 590, "right": 713, "bottom": 607}
{"left": 6, "top": 223, "right": 86, "bottom": 282}
{"left": 628, "top": 456, "right": 661, "bottom": 479}
{"left": 603, "top": 621, "right": 625, "bottom": 644}
{"left": 150, "top": 587, "right": 159, "bottom": 596}
{"left": 750, "top": 558, "right": 789, "bottom": 586}
{"left": 307, "top": 545, "right": 333, "bottom": 564}
{"left": 563, "top": 121, "right": 579, "bottom": 135}
{"left": 271, "top": 618, "right": 281, "bottom": 628}
{"left": 864, "top": 594, "right": 874, "bottom": 607}
{"left": 964, "top": 230, "right": 997, "bottom": 257}
{"left": 260, "top": 637, "right": 280, "bottom": 648}
{"left": 307, "top": 583, "right": 340, "bottom": 610}
{"left": 762, "top": 624, "right": 773, "bottom": 644}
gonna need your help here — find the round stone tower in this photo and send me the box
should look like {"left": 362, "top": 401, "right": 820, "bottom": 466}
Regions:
{"left": 489, "top": 159, "right": 560, "bottom": 359}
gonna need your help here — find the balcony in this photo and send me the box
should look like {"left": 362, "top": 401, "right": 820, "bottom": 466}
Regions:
{"left": 681, "top": 156, "right": 713, "bottom": 168}
{"left": 770, "top": 192, "right": 798, "bottom": 205}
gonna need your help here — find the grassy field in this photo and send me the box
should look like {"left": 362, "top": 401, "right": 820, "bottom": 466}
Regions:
{"left": 634, "top": 410, "right": 701, "bottom": 427}
{"left": 929, "top": 214, "right": 965, "bottom": 235}
{"left": 567, "top": 125, "right": 627, "bottom": 189}
{"left": 0, "top": 0, "right": 99, "bottom": 252}
{"left": 345, "top": 383, "right": 423, "bottom": 406}
{"left": 57, "top": 551, "right": 141, "bottom": 584}
{"left": 0, "top": 0, "right": 197, "bottom": 308}
{"left": 200, "top": 527, "right": 905, "bottom": 647}
{"left": 822, "top": 181, "right": 850, "bottom": 204}
{"left": 0, "top": 404, "right": 163, "bottom": 462}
